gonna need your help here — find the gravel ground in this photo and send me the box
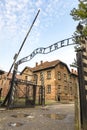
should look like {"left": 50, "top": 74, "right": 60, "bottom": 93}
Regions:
{"left": 0, "top": 103, "right": 75, "bottom": 130}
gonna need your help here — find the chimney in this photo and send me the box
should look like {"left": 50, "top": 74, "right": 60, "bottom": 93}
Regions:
{"left": 41, "top": 60, "right": 43, "bottom": 65}
{"left": 75, "top": 70, "right": 77, "bottom": 75}
{"left": 36, "top": 62, "right": 38, "bottom": 67}
{"left": 71, "top": 69, "right": 73, "bottom": 73}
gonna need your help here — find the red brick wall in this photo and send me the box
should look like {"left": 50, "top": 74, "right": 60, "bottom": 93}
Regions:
{"left": 0, "top": 63, "right": 78, "bottom": 102}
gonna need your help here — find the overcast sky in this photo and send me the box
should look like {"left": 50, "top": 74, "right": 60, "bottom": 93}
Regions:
{"left": 0, "top": 0, "right": 79, "bottom": 72}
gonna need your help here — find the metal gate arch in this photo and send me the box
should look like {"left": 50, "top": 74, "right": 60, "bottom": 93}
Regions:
{"left": 1, "top": 35, "right": 87, "bottom": 129}
{"left": 1, "top": 36, "right": 76, "bottom": 108}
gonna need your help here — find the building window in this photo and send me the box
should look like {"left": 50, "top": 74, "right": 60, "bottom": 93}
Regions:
{"left": 47, "top": 85, "right": 51, "bottom": 94}
{"left": 58, "top": 85, "right": 61, "bottom": 94}
{"left": 70, "top": 86, "right": 73, "bottom": 95}
{"left": 34, "top": 74, "right": 38, "bottom": 82}
{"left": 64, "top": 86, "right": 68, "bottom": 94}
{"left": 69, "top": 75, "right": 72, "bottom": 83}
{"left": 40, "top": 72, "right": 44, "bottom": 81}
{"left": 64, "top": 74, "right": 67, "bottom": 81}
{"left": 25, "top": 76, "right": 28, "bottom": 80}
{"left": 57, "top": 72, "right": 61, "bottom": 80}
{"left": 47, "top": 71, "right": 51, "bottom": 79}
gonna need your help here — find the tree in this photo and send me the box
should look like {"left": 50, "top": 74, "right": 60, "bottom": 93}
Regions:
{"left": 71, "top": 1, "right": 87, "bottom": 21}
{"left": 70, "top": 1, "right": 87, "bottom": 39}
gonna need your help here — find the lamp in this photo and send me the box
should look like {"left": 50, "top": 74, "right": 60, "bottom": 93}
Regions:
{"left": 76, "top": 23, "right": 83, "bottom": 34}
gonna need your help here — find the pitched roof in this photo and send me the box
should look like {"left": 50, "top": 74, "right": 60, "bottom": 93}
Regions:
{"left": 20, "top": 67, "right": 33, "bottom": 75}
{"left": 21, "top": 60, "right": 70, "bottom": 73}
{"left": 32, "top": 60, "right": 60, "bottom": 72}
{"left": 0, "top": 69, "right": 5, "bottom": 75}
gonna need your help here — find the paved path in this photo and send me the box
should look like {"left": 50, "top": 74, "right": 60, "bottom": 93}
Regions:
{"left": 0, "top": 103, "right": 75, "bottom": 130}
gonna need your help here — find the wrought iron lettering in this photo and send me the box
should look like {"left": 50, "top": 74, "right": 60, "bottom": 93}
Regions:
{"left": 39, "top": 48, "right": 43, "bottom": 53}
{"left": 17, "top": 37, "right": 76, "bottom": 65}
{"left": 36, "top": 48, "right": 39, "bottom": 54}
{"left": 54, "top": 43, "right": 59, "bottom": 50}
{"left": 30, "top": 53, "right": 33, "bottom": 59}
{"left": 40, "top": 48, "right": 45, "bottom": 54}
{"left": 61, "top": 40, "right": 64, "bottom": 47}
{"left": 49, "top": 45, "right": 53, "bottom": 52}
{"left": 67, "top": 38, "right": 69, "bottom": 45}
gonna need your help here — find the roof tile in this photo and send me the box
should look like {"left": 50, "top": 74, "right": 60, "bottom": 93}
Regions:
{"left": 32, "top": 60, "right": 60, "bottom": 71}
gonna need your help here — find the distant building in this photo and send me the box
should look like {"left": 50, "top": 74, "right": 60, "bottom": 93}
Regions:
{"left": 0, "top": 70, "right": 5, "bottom": 99}
{"left": 0, "top": 70, "right": 4, "bottom": 75}
{"left": 0, "top": 71, "right": 23, "bottom": 98}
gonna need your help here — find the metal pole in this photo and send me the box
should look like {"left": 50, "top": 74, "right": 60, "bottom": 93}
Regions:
{"left": 7, "top": 63, "right": 18, "bottom": 108}
{"left": 7, "top": 9, "right": 40, "bottom": 76}
{"left": 40, "top": 71, "right": 45, "bottom": 106}
{"left": 77, "top": 50, "right": 87, "bottom": 129}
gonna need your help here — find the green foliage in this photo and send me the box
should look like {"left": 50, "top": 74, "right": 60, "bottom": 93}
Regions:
{"left": 70, "top": 1, "right": 87, "bottom": 21}
{"left": 70, "top": 1, "right": 87, "bottom": 43}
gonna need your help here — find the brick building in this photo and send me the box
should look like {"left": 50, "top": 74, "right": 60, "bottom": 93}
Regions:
{"left": 0, "top": 70, "right": 26, "bottom": 99}
{"left": 21, "top": 60, "right": 78, "bottom": 102}
{"left": 0, "top": 72, "right": 10, "bottom": 97}
{"left": 0, "top": 60, "right": 78, "bottom": 103}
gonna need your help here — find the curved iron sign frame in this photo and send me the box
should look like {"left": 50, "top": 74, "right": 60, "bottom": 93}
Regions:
{"left": 17, "top": 36, "right": 77, "bottom": 65}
